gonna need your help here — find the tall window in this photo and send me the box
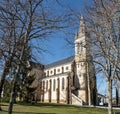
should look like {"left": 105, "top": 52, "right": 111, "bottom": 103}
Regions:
{"left": 77, "top": 42, "right": 83, "bottom": 54}
{"left": 80, "top": 42, "right": 83, "bottom": 52}
{"left": 57, "top": 69, "right": 60, "bottom": 72}
{"left": 50, "top": 70, "right": 53, "bottom": 74}
{"left": 62, "top": 67, "right": 64, "bottom": 73}
{"left": 53, "top": 79, "right": 56, "bottom": 91}
{"left": 54, "top": 69, "right": 56, "bottom": 75}
{"left": 62, "top": 78, "right": 65, "bottom": 90}
{"left": 46, "top": 80, "right": 48, "bottom": 90}
{"left": 66, "top": 66, "right": 69, "bottom": 70}
{"left": 47, "top": 71, "right": 49, "bottom": 76}
{"left": 44, "top": 72, "right": 46, "bottom": 76}
{"left": 77, "top": 43, "right": 80, "bottom": 54}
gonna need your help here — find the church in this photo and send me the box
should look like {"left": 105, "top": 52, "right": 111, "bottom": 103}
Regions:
{"left": 29, "top": 16, "right": 97, "bottom": 106}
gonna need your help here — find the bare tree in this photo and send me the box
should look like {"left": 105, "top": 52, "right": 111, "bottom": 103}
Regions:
{"left": 0, "top": 6, "right": 18, "bottom": 110}
{"left": 85, "top": 0, "right": 120, "bottom": 114}
{"left": 0, "top": 0, "right": 68, "bottom": 113}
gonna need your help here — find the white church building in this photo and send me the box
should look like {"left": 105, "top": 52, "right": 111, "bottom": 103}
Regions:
{"left": 30, "top": 17, "right": 97, "bottom": 106}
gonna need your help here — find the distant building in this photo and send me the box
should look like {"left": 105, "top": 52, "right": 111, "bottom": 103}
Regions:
{"left": 30, "top": 16, "right": 97, "bottom": 105}
{"left": 97, "top": 93, "right": 108, "bottom": 106}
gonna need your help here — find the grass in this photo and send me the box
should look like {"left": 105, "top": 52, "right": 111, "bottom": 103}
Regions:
{"left": 0, "top": 102, "right": 119, "bottom": 114}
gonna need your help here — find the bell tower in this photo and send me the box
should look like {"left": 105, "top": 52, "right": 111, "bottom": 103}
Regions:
{"left": 74, "top": 16, "right": 97, "bottom": 105}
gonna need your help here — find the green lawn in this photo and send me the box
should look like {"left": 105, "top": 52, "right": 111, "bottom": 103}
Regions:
{"left": 0, "top": 102, "right": 118, "bottom": 114}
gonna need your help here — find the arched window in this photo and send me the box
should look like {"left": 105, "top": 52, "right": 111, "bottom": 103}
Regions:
{"left": 62, "top": 78, "right": 65, "bottom": 90}
{"left": 53, "top": 79, "right": 56, "bottom": 91}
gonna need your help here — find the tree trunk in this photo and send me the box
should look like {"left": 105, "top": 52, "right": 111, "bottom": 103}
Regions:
{"left": 0, "top": 59, "right": 11, "bottom": 110}
{"left": 8, "top": 66, "right": 19, "bottom": 114}
{"left": 116, "top": 87, "right": 118, "bottom": 106}
{"left": 0, "top": 69, "right": 7, "bottom": 111}
{"left": 107, "top": 79, "right": 113, "bottom": 114}
{"left": 8, "top": 83, "right": 16, "bottom": 114}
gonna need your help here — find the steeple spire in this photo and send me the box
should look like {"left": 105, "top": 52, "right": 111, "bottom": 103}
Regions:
{"left": 75, "top": 16, "right": 86, "bottom": 39}
{"left": 79, "top": 16, "right": 86, "bottom": 34}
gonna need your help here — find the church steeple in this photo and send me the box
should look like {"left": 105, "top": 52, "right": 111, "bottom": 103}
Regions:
{"left": 79, "top": 16, "right": 86, "bottom": 34}
{"left": 74, "top": 16, "right": 87, "bottom": 55}
{"left": 74, "top": 16, "right": 97, "bottom": 106}
{"left": 75, "top": 16, "right": 86, "bottom": 39}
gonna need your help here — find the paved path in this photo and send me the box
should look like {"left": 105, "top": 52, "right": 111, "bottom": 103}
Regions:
{"left": 82, "top": 105, "right": 120, "bottom": 110}
{"left": 96, "top": 106, "right": 120, "bottom": 110}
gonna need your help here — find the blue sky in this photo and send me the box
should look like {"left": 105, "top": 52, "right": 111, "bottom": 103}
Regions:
{"left": 38, "top": 0, "right": 92, "bottom": 65}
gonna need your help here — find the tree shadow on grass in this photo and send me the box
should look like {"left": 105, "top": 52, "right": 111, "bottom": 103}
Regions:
{"left": 17, "top": 102, "right": 79, "bottom": 108}
{"left": 13, "top": 112, "right": 56, "bottom": 114}
{"left": 1, "top": 104, "right": 9, "bottom": 106}
{"left": 1, "top": 110, "right": 56, "bottom": 114}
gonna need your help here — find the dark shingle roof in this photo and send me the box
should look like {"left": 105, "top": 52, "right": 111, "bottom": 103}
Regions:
{"left": 45, "top": 56, "right": 74, "bottom": 69}
{"left": 30, "top": 61, "right": 44, "bottom": 70}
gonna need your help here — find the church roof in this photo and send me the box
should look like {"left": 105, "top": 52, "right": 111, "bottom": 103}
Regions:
{"left": 45, "top": 56, "right": 74, "bottom": 69}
